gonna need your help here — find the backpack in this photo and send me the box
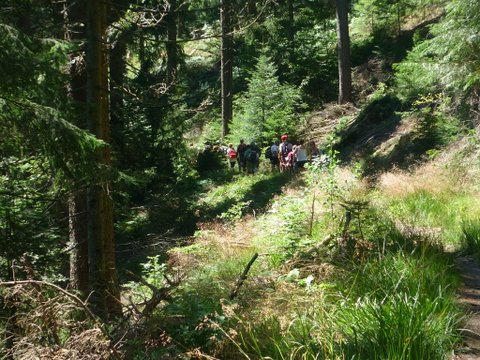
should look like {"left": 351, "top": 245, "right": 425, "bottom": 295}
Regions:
{"left": 249, "top": 150, "right": 257, "bottom": 162}
{"left": 228, "top": 149, "right": 237, "bottom": 159}
{"left": 265, "top": 147, "right": 272, "bottom": 159}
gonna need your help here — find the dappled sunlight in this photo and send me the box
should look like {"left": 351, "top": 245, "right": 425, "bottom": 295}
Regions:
{"left": 5, "top": 0, "right": 480, "bottom": 358}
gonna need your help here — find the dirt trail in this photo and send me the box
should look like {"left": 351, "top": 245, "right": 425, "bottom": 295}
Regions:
{"left": 454, "top": 256, "right": 480, "bottom": 359}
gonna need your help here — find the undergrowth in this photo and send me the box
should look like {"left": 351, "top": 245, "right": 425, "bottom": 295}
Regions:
{"left": 124, "top": 159, "right": 470, "bottom": 359}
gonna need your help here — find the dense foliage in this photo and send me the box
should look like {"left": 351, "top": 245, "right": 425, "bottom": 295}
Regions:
{"left": 1, "top": 0, "right": 480, "bottom": 358}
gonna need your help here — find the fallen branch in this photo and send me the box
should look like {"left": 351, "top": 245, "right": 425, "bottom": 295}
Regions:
{"left": 229, "top": 253, "right": 259, "bottom": 300}
{"left": 124, "top": 270, "right": 175, "bottom": 317}
{"left": 114, "top": 270, "right": 180, "bottom": 349}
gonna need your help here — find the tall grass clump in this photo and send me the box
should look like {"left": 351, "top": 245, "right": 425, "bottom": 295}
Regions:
{"left": 338, "top": 291, "right": 460, "bottom": 360}
{"left": 461, "top": 218, "right": 480, "bottom": 259}
{"left": 335, "top": 241, "right": 462, "bottom": 359}
{"left": 387, "top": 190, "right": 453, "bottom": 227}
{"left": 377, "top": 164, "right": 480, "bottom": 247}
{"left": 237, "top": 313, "right": 339, "bottom": 360}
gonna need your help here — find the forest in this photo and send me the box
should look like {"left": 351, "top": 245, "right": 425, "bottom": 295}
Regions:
{"left": 2, "top": 0, "right": 480, "bottom": 359}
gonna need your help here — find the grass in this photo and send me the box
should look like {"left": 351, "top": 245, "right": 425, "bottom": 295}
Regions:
{"left": 376, "top": 163, "right": 480, "bottom": 247}
{"left": 461, "top": 219, "right": 480, "bottom": 259}
{"left": 125, "top": 158, "right": 472, "bottom": 359}
{"left": 338, "top": 291, "right": 460, "bottom": 360}
{"left": 200, "top": 171, "right": 291, "bottom": 220}
{"left": 230, "top": 245, "right": 462, "bottom": 360}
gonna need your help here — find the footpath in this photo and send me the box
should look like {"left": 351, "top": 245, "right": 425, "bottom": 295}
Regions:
{"left": 455, "top": 256, "right": 480, "bottom": 359}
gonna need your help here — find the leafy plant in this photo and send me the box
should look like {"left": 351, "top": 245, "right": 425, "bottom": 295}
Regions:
{"left": 307, "top": 133, "right": 341, "bottom": 221}
{"left": 218, "top": 200, "right": 252, "bottom": 222}
{"left": 124, "top": 255, "right": 167, "bottom": 301}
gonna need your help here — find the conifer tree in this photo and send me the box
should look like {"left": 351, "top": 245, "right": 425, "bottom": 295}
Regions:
{"left": 66, "top": 0, "right": 89, "bottom": 297}
{"left": 221, "top": 0, "right": 234, "bottom": 138}
{"left": 166, "top": 0, "right": 179, "bottom": 85}
{"left": 229, "top": 54, "right": 301, "bottom": 144}
{"left": 395, "top": 0, "right": 480, "bottom": 102}
{"left": 86, "top": 0, "right": 121, "bottom": 319}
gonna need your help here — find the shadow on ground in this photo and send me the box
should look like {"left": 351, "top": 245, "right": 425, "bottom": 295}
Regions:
{"left": 116, "top": 169, "right": 292, "bottom": 278}
{"left": 199, "top": 172, "right": 293, "bottom": 220}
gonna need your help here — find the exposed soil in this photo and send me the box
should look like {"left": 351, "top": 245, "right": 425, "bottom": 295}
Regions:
{"left": 454, "top": 256, "right": 480, "bottom": 359}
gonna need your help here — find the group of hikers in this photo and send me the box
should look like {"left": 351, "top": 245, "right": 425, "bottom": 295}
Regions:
{"left": 224, "top": 134, "right": 321, "bottom": 174}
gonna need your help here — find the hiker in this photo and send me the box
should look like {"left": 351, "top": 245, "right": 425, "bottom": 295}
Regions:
{"left": 279, "top": 134, "right": 290, "bottom": 172}
{"left": 294, "top": 142, "right": 308, "bottom": 170}
{"left": 219, "top": 144, "right": 229, "bottom": 154}
{"left": 283, "top": 144, "right": 294, "bottom": 172}
{"left": 243, "top": 145, "right": 253, "bottom": 174}
{"left": 267, "top": 141, "right": 280, "bottom": 170}
{"left": 243, "top": 143, "right": 259, "bottom": 174}
{"left": 226, "top": 144, "right": 237, "bottom": 169}
{"left": 251, "top": 141, "right": 262, "bottom": 172}
{"left": 271, "top": 141, "right": 279, "bottom": 158}
{"left": 237, "top": 139, "right": 247, "bottom": 172}
{"left": 249, "top": 142, "right": 261, "bottom": 173}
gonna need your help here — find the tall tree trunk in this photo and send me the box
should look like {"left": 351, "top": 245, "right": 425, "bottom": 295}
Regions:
{"left": 66, "top": 0, "right": 89, "bottom": 296}
{"left": 110, "top": 34, "right": 127, "bottom": 159}
{"left": 166, "top": 0, "right": 178, "bottom": 86}
{"left": 86, "top": 0, "right": 121, "bottom": 319}
{"left": 220, "top": 0, "right": 233, "bottom": 139}
{"left": 396, "top": 2, "right": 401, "bottom": 37}
{"left": 335, "top": 0, "right": 352, "bottom": 104}
{"left": 68, "top": 192, "right": 89, "bottom": 293}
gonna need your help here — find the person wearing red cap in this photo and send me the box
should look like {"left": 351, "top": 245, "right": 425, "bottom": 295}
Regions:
{"left": 279, "top": 134, "right": 290, "bottom": 172}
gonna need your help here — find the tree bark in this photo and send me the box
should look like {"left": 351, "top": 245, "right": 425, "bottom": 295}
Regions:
{"left": 66, "top": 0, "right": 89, "bottom": 296}
{"left": 69, "top": 192, "right": 89, "bottom": 294}
{"left": 110, "top": 33, "right": 127, "bottom": 159}
{"left": 220, "top": 0, "right": 233, "bottom": 139}
{"left": 335, "top": 0, "right": 352, "bottom": 104}
{"left": 86, "top": 0, "right": 121, "bottom": 319}
{"left": 166, "top": 0, "right": 178, "bottom": 86}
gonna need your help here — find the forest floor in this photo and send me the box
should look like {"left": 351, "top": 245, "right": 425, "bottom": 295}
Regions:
{"left": 455, "top": 256, "right": 480, "bottom": 359}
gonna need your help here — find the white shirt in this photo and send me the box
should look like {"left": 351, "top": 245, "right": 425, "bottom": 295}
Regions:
{"left": 279, "top": 142, "right": 289, "bottom": 158}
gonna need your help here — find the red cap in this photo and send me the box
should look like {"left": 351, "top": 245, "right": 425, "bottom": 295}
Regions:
{"left": 281, "top": 134, "right": 288, "bottom": 141}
